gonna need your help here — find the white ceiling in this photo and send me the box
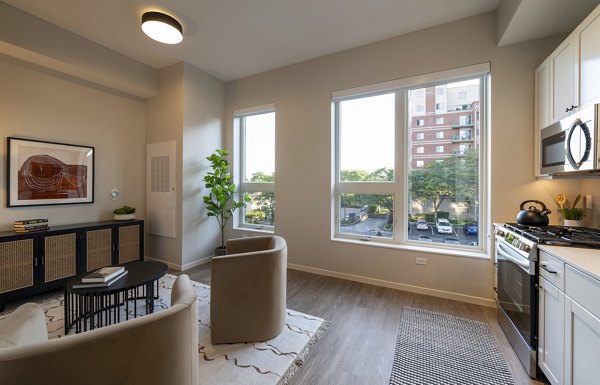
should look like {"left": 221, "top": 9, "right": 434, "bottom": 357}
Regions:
{"left": 1, "top": 0, "right": 598, "bottom": 82}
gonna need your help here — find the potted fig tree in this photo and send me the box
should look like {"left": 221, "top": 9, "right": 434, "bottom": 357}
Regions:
{"left": 203, "top": 149, "right": 249, "bottom": 256}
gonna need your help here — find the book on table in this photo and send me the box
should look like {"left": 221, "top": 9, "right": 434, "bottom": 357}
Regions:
{"left": 73, "top": 270, "right": 128, "bottom": 289}
{"left": 13, "top": 218, "right": 48, "bottom": 225}
{"left": 82, "top": 266, "right": 126, "bottom": 283}
{"left": 14, "top": 224, "right": 49, "bottom": 233}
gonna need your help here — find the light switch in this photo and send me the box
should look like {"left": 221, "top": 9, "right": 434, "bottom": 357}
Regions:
{"left": 585, "top": 195, "right": 592, "bottom": 209}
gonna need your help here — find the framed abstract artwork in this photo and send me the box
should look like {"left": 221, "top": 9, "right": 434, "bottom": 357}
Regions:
{"left": 7, "top": 137, "right": 94, "bottom": 207}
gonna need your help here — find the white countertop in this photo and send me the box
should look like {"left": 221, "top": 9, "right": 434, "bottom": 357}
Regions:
{"left": 538, "top": 245, "right": 600, "bottom": 281}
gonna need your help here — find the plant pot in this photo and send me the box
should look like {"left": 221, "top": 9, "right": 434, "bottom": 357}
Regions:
{"left": 114, "top": 214, "right": 136, "bottom": 221}
{"left": 564, "top": 219, "right": 583, "bottom": 227}
{"left": 214, "top": 246, "right": 227, "bottom": 256}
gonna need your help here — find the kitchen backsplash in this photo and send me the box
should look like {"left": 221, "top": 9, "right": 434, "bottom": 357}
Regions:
{"left": 581, "top": 179, "right": 600, "bottom": 229}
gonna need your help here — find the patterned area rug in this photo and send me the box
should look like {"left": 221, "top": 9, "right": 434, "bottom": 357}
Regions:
{"left": 389, "top": 307, "right": 514, "bottom": 385}
{"left": 0, "top": 274, "right": 328, "bottom": 385}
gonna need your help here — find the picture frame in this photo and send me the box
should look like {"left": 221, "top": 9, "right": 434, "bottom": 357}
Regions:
{"left": 7, "top": 137, "right": 94, "bottom": 207}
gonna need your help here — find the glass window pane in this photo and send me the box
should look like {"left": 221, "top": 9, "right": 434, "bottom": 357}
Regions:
{"left": 339, "top": 194, "right": 393, "bottom": 239}
{"left": 407, "top": 78, "right": 480, "bottom": 247}
{"left": 339, "top": 94, "right": 395, "bottom": 182}
{"left": 244, "top": 112, "right": 275, "bottom": 182}
{"left": 242, "top": 192, "right": 275, "bottom": 226}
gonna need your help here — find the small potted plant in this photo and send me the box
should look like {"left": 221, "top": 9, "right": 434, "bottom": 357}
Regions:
{"left": 560, "top": 194, "right": 585, "bottom": 227}
{"left": 113, "top": 205, "right": 136, "bottom": 221}
{"left": 203, "top": 149, "right": 249, "bottom": 256}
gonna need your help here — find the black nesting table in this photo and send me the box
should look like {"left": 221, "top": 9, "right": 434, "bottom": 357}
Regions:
{"left": 64, "top": 261, "right": 168, "bottom": 334}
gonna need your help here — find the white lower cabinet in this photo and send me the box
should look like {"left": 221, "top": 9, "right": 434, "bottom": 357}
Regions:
{"left": 539, "top": 277, "right": 565, "bottom": 385}
{"left": 538, "top": 262, "right": 600, "bottom": 385}
{"left": 564, "top": 296, "right": 600, "bottom": 385}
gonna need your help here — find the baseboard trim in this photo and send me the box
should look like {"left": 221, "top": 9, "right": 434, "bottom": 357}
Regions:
{"left": 144, "top": 256, "right": 212, "bottom": 272}
{"left": 287, "top": 263, "right": 496, "bottom": 308}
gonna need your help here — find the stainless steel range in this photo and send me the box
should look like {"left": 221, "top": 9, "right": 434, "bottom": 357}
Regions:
{"left": 494, "top": 223, "right": 600, "bottom": 378}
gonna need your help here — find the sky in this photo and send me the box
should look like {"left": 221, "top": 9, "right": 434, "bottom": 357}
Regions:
{"left": 244, "top": 112, "right": 275, "bottom": 180}
{"left": 339, "top": 93, "right": 395, "bottom": 172}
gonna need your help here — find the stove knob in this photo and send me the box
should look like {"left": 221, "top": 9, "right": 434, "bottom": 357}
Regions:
{"left": 521, "top": 244, "right": 531, "bottom": 252}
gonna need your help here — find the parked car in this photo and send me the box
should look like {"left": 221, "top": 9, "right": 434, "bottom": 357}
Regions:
{"left": 444, "top": 237, "right": 461, "bottom": 245}
{"left": 463, "top": 222, "right": 478, "bottom": 235}
{"left": 435, "top": 218, "right": 453, "bottom": 234}
{"left": 417, "top": 235, "right": 433, "bottom": 242}
{"left": 416, "top": 220, "right": 428, "bottom": 230}
{"left": 358, "top": 205, "right": 369, "bottom": 221}
{"left": 367, "top": 228, "right": 383, "bottom": 237}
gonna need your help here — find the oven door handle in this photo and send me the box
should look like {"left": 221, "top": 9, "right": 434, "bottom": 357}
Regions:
{"left": 496, "top": 243, "right": 531, "bottom": 272}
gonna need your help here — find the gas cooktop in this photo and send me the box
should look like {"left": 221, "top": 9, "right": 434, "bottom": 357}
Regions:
{"left": 504, "top": 223, "right": 600, "bottom": 248}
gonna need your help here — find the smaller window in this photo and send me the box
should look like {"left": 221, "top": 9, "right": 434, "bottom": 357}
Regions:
{"left": 436, "top": 145, "right": 444, "bottom": 153}
{"left": 416, "top": 119, "right": 425, "bottom": 126}
{"left": 436, "top": 159, "right": 444, "bottom": 163}
{"left": 436, "top": 87, "right": 445, "bottom": 96}
{"left": 416, "top": 133, "right": 425, "bottom": 140}
{"left": 459, "top": 115, "right": 472, "bottom": 125}
{"left": 416, "top": 105, "right": 424, "bottom": 113}
{"left": 415, "top": 89, "right": 425, "bottom": 98}
{"left": 436, "top": 117, "right": 444, "bottom": 125}
{"left": 416, "top": 160, "right": 424, "bottom": 168}
{"left": 435, "top": 103, "right": 444, "bottom": 111}
{"left": 458, "top": 91, "right": 467, "bottom": 99}
{"left": 416, "top": 146, "right": 424, "bottom": 154}
{"left": 436, "top": 131, "right": 444, "bottom": 139}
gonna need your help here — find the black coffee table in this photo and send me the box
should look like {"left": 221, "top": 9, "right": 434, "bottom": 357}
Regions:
{"left": 64, "top": 261, "right": 168, "bottom": 334}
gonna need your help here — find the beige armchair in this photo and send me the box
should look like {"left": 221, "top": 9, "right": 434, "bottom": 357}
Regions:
{"left": 0, "top": 274, "right": 199, "bottom": 385}
{"left": 210, "top": 236, "right": 287, "bottom": 344}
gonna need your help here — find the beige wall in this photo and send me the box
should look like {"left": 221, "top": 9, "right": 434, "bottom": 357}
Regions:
{"left": 224, "top": 12, "right": 580, "bottom": 305}
{"left": 182, "top": 63, "right": 225, "bottom": 267}
{"left": 0, "top": 55, "right": 146, "bottom": 230}
{"left": 145, "top": 64, "right": 184, "bottom": 266}
{"left": 0, "top": 2, "right": 156, "bottom": 99}
{"left": 146, "top": 63, "right": 226, "bottom": 269}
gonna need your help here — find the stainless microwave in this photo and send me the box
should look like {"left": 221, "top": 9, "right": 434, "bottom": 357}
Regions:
{"left": 540, "top": 104, "right": 600, "bottom": 175}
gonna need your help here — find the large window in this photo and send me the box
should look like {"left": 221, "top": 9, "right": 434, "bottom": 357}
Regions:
{"left": 333, "top": 64, "right": 488, "bottom": 252}
{"left": 235, "top": 106, "right": 275, "bottom": 230}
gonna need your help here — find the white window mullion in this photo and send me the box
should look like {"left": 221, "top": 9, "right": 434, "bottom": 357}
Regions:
{"left": 396, "top": 91, "right": 407, "bottom": 244}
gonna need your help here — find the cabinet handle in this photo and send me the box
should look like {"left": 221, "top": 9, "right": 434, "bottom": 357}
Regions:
{"left": 541, "top": 264, "right": 558, "bottom": 274}
{"left": 34, "top": 257, "right": 38, "bottom": 267}
{"left": 566, "top": 107, "right": 570, "bottom": 112}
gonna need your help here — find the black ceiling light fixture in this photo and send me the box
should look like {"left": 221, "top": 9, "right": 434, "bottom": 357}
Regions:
{"left": 141, "top": 11, "right": 183, "bottom": 44}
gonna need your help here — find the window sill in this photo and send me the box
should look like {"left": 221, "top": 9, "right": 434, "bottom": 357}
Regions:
{"left": 233, "top": 226, "right": 274, "bottom": 235}
{"left": 331, "top": 236, "right": 490, "bottom": 260}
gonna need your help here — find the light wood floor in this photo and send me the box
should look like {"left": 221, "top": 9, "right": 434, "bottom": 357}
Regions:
{"left": 182, "top": 263, "right": 547, "bottom": 385}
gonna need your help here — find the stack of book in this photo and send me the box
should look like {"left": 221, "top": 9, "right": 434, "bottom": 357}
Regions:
{"left": 73, "top": 266, "right": 128, "bottom": 289}
{"left": 14, "top": 219, "right": 49, "bottom": 233}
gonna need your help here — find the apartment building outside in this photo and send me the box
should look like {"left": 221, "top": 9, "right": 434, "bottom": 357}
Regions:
{"left": 409, "top": 83, "right": 480, "bottom": 170}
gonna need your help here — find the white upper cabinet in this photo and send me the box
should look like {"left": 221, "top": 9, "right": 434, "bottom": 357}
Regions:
{"left": 578, "top": 10, "right": 600, "bottom": 107}
{"left": 550, "top": 36, "right": 578, "bottom": 122}
{"left": 536, "top": 4, "right": 600, "bottom": 127}
{"left": 536, "top": 58, "right": 551, "bottom": 130}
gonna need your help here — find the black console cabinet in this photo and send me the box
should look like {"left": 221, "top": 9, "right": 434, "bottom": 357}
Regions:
{"left": 0, "top": 220, "right": 144, "bottom": 309}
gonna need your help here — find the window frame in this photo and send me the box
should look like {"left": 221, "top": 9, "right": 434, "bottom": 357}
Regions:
{"left": 233, "top": 104, "right": 276, "bottom": 232}
{"left": 332, "top": 63, "right": 490, "bottom": 257}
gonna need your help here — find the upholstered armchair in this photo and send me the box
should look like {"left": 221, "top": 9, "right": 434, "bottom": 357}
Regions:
{"left": 210, "top": 235, "right": 287, "bottom": 344}
{"left": 0, "top": 274, "right": 199, "bottom": 385}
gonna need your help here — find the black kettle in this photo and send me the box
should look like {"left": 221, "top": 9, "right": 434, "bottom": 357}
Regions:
{"left": 517, "top": 200, "right": 551, "bottom": 227}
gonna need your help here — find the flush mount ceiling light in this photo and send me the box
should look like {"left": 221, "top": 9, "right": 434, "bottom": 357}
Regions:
{"left": 141, "top": 11, "right": 183, "bottom": 44}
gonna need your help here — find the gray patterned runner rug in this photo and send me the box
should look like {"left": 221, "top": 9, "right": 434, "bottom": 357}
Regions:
{"left": 389, "top": 307, "right": 514, "bottom": 385}
{"left": 0, "top": 274, "right": 328, "bottom": 385}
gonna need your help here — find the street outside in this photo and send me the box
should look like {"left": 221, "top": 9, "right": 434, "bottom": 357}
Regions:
{"left": 340, "top": 217, "right": 478, "bottom": 246}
